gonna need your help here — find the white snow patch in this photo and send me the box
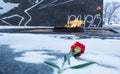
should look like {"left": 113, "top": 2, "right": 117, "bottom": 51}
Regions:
{"left": 81, "top": 54, "right": 120, "bottom": 69}
{"left": 0, "top": 33, "right": 75, "bottom": 53}
{"left": 104, "top": 0, "right": 120, "bottom": 3}
{"left": 0, "top": 26, "right": 54, "bottom": 29}
{"left": 58, "top": 64, "right": 120, "bottom": 74}
{"left": 14, "top": 51, "right": 56, "bottom": 64}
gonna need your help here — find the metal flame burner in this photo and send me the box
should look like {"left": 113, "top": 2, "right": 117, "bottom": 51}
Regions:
{"left": 53, "top": 27, "right": 84, "bottom": 32}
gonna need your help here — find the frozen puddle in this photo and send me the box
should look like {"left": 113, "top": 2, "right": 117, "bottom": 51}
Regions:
{"left": 0, "top": 33, "right": 120, "bottom": 74}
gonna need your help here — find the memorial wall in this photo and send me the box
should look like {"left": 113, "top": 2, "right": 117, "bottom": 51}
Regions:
{"left": 0, "top": 0, "right": 103, "bottom": 27}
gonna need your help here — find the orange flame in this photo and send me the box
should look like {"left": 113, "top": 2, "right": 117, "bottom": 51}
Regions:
{"left": 65, "top": 18, "right": 84, "bottom": 28}
{"left": 96, "top": 6, "right": 101, "bottom": 10}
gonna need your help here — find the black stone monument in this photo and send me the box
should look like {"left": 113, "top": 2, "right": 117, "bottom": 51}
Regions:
{"left": 0, "top": 0, "right": 103, "bottom": 27}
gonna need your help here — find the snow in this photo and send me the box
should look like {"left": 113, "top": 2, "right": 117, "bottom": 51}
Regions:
{"left": 0, "top": 26, "right": 54, "bottom": 29}
{"left": 59, "top": 65, "right": 119, "bottom": 74}
{"left": 14, "top": 51, "right": 56, "bottom": 63}
{"left": 104, "top": 24, "right": 120, "bottom": 26}
{"left": 0, "top": 33, "right": 120, "bottom": 74}
{"left": 104, "top": 0, "right": 120, "bottom": 3}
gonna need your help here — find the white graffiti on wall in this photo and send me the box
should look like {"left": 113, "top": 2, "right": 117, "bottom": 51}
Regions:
{"left": 0, "top": 0, "right": 44, "bottom": 26}
{"left": 0, "top": 0, "right": 19, "bottom": 14}
{"left": 0, "top": 0, "right": 74, "bottom": 26}
{"left": 67, "top": 15, "right": 102, "bottom": 27}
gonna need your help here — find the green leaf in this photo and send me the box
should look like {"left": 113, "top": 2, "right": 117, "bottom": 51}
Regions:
{"left": 64, "top": 55, "right": 67, "bottom": 63}
{"left": 44, "top": 61, "right": 60, "bottom": 69}
{"left": 67, "top": 55, "right": 71, "bottom": 65}
{"left": 58, "top": 69, "right": 64, "bottom": 74}
{"left": 62, "top": 55, "right": 67, "bottom": 67}
{"left": 69, "top": 62, "right": 96, "bottom": 69}
{"left": 68, "top": 50, "right": 72, "bottom": 56}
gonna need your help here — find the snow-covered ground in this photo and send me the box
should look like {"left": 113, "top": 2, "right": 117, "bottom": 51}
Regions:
{"left": 104, "top": 23, "right": 120, "bottom": 26}
{"left": 0, "top": 26, "right": 54, "bottom": 29}
{"left": 104, "top": 0, "right": 120, "bottom": 3}
{"left": 0, "top": 33, "right": 120, "bottom": 74}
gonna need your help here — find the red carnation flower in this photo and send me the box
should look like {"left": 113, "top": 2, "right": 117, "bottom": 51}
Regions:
{"left": 71, "top": 41, "right": 85, "bottom": 56}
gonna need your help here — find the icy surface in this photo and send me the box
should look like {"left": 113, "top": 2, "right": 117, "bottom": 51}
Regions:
{"left": 0, "top": 33, "right": 120, "bottom": 74}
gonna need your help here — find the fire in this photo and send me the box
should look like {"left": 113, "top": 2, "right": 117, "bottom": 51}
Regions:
{"left": 96, "top": 6, "right": 101, "bottom": 10}
{"left": 65, "top": 18, "right": 84, "bottom": 28}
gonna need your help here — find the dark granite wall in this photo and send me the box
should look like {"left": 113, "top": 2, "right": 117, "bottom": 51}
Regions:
{"left": 0, "top": 0, "right": 103, "bottom": 27}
